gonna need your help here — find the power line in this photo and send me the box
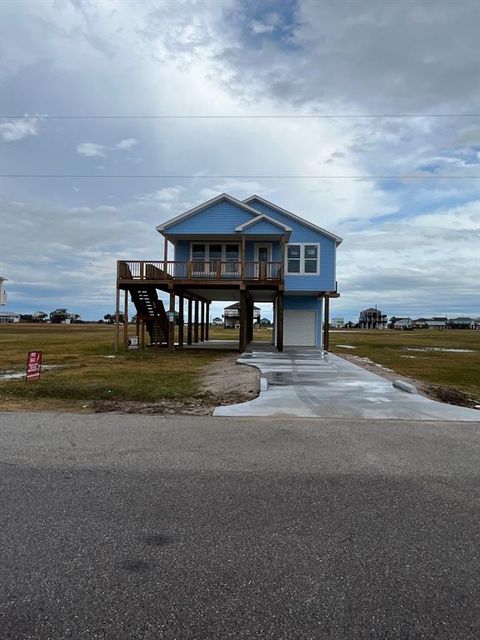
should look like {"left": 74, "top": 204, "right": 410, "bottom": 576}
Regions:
{"left": 2, "top": 174, "right": 480, "bottom": 179}
{"left": 2, "top": 114, "right": 480, "bottom": 119}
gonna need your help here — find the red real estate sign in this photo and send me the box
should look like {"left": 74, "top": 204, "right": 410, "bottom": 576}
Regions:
{"left": 26, "top": 351, "right": 43, "bottom": 381}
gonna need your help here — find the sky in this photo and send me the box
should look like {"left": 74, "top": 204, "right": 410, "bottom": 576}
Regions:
{"left": 1, "top": 0, "right": 479, "bottom": 322}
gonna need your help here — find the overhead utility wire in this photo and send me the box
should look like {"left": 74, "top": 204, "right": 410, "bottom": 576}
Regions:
{"left": 2, "top": 174, "right": 480, "bottom": 179}
{"left": 2, "top": 114, "right": 480, "bottom": 119}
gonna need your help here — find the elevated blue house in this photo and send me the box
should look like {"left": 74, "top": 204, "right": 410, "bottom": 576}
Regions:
{"left": 116, "top": 194, "right": 342, "bottom": 352}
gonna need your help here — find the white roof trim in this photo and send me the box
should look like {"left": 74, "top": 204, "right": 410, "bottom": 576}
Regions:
{"left": 235, "top": 213, "right": 291, "bottom": 232}
{"left": 156, "top": 193, "right": 263, "bottom": 233}
{"left": 243, "top": 195, "right": 343, "bottom": 245}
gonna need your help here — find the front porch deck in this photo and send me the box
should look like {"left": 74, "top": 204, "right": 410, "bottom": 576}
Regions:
{"left": 118, "top": 260, "right": 284, "bottom": 286}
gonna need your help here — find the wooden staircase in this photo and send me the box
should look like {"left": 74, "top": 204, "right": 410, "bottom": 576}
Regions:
{"left": 128, "top": 286, "right": 169, "bottom": 346}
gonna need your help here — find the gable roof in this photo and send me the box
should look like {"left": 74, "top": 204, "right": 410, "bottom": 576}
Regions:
{"left": 234, "top": 213, "right": 291, "bottom": 232}
{"left": 243, "top": 195, "right": 343, "bottom": 245}
{"left": 156, "top": 193, "right": 262, "bottom": 233}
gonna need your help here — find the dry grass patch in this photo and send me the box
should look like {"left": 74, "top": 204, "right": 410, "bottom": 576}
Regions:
{"left": 0, "top": 324, "right": 257, "bottom": 412}
{"left": 331, "top": 329, "right": 480, "bottom": 405}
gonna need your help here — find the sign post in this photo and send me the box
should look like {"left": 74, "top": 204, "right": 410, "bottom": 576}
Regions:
{"left": 26, "top": 351, "right": 42, "bottom": 381}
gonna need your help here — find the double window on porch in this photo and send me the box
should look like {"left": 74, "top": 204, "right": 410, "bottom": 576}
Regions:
{"left": 191, "top": 243, "right": 240, "bottom": 278}
{"left": 189, "top": 242, "right": 280, "bottom": 280}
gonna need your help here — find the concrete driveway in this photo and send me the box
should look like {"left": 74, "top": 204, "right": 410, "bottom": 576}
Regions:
{"left": 214, "top": 348, "right": 480, "bottom": 420}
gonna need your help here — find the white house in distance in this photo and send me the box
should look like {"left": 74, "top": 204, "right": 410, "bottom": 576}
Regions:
{"left": 0, "top": 311, "right": 20, "bottom": 323}
{"left": 0, "top": 277, "right": 7, "bottom": 306}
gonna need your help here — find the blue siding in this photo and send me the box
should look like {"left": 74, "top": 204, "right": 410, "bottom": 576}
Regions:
{"left": 175, "top": 240, "right": 190, "bottom": 262}
{"left": 284, "top": 295, "right": 324, "bottom": 347}
{"left": 165, "top": 199, "right": 253, "bottom": 235}
{"left": 247, "top": 199, "right": 336, "bottom": 291}
{"left": 242, "top": 219, "right": 286, "bottom": 235}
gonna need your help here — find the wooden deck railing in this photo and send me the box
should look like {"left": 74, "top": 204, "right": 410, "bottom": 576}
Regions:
{"left": 118, "top": 260, "right": 283, "bottom": 282}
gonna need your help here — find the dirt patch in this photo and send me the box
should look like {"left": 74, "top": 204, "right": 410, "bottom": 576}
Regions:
{"left": 338, "top": 353, "right": 480, "bottom": 410}
{"left": 198, "top": 353, "right": 260, "bottom": 405}
{"left": 92, "top": 354, "right": 260, "bottom": 415}
{"left": 92, "top": 399, "right": 214, "bottom": 415}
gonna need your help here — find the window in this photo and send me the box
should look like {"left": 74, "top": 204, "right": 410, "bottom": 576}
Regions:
{"left": 286, "top": 243, "right": 320, "bottom": 275}
{"left": 190, "top": 242, "right": 240, "bottom": 276}
{"left": 287, "top": 245, "right": 301, "bottom": 273}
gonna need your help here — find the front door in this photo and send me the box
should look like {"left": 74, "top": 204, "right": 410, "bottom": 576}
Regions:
{"left": 255, "top": 244, "right": 271, "bottom": 279}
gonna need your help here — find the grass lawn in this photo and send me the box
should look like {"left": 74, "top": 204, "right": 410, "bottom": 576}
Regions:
{"left": 330, "top": 329, "right": 480, "bottom": 402}
{"left": 206, "top": 326, "right": 273, "bottom": 341}
{"left": 0, "top": 323, "right": 224, "bottom": 410}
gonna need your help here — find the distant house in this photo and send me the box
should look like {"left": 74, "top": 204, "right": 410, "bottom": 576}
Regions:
{"left": 223, "top": 302, "right": 261, "bottom": 328}
{"left": 447, "top": 317, "right": 476, "bottom": 329}
{"left": 0, "top": 311, "right": 20, "bottom": 323}
{"left": 331, "top": 317, "right": 345, "bottom": 328}
{"left": 426, "top": 317, "right": 447, "bottom": 330}
{"left": 359, "top": 307, "right": 387, "bottom": 329}
{"left": 259, "top": 317, "right": 272, "bottom": 326}
{"left": 0, "top": 277, "right": 7, "bottom": 306}
{"left": 211, "top": 317, "right": 223, "bottom": 326}
{"left": 393, "top": 318, "right": 414, "bottom": 330}
{"left": 413, "top": 317, "right": 447, "bottom": 329}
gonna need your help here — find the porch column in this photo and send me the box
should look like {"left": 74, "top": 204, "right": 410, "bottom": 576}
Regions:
{"left": 323, "top": 296, "right": 330, "bottom": 351}
{"left": 115, "top": 283, "right": 120, "bottom": 353}
{"left": 247, "top": 297, "right": 254, "bottom": 342}
{"left": 239, "top": 289, "right": 248, "bottom": 353}
{"left": 168, "top": 291, "right": 176, "bottom": 351}
{"left": 205, "top": 302, "right": 210, "bottom": 341}
{"left": 178, "top": 294, "right": 184, "bottom": 348}
{"left": 163, "top": 237, "right": 168, "bottom": 275}
{"left": 276, "top": 291, "right": 284, "bottom": 352}
{"left": 123, "top": 289, "right": 129, "bottom": 349}
{"left": 187, "top": 299, "right": 193, "bottom": 345}
{"left": 194, "top": 300, "right": 199, "bottom": 343}
{"left": 200, "top": 302, "right": 205, "bottom": 342}
{"left": 140, "top": 317, "right": 145, "bottom": 349}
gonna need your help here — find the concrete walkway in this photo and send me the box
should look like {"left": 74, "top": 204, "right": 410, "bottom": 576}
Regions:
{"left": 214, "top": 348, "right": 480, "bottom": 420}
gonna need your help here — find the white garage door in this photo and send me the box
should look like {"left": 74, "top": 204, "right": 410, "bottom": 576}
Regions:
{"left": 283, "top": 310, "right": 316, "bottom": 347}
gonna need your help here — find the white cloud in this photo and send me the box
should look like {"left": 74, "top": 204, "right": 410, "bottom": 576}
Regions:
{"left": 250, "top": 20, "right": 275, "bottom": 35}
{"left": 116, "top": 138, "right": 138, "bottom": 150}
{"left": 76, "top": 142, "right": 107, "bottom": 158}
{"left": 0, "top": 117, "right": 39, "bottom": 141}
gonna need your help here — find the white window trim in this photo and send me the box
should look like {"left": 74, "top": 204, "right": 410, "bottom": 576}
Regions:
{"left": 285, "top": 242, "right": 320, "bottom": 276}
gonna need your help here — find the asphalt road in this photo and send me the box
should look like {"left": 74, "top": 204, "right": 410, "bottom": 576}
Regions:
{"left": 1, "top": 412, "right": 480, "bottom": 639}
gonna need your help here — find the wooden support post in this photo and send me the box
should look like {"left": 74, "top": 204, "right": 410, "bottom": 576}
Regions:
{"left": 115, "top": 284, "right": 120, "bottom": 353}
{"left": 141, "top": 318, "right": 145, "bottom": 350}
{"left": 276, "top": 291, "right": 284, "bottom": 352}
{"left": 178, "top": 294, "right": 184, "bottom": 348}
{"left": 123, "top": 289, "right": 129, "bottom": 349}
{"left": 200, "top": 302, "right": 205, "bottom": 342}
{"left": 163, "top": 237, "right": 168, "bottom": 275}
{"left": 241, "top": 235, "right": 246, "bottom": 279}
{"left": 239, "top": 289, "right": 248, "bottom": 353}
{"left": 168, "top": 291, "right": 175, "bottom": 352}
{"left": 205, "top": 303, "right": 210, "bottom": 341}
{"left": 280, "top": 237, "right": 286, "bottom": 280}
{"left": 323, "top": 296, "right": 330, "bottom": 351}
{"left": 249, "top": 298, "right": 254, "bottom": 342}
{"left": 187, "top": 299, "right": 193, "bottom": 345}
{"left": 194, "top": 300, "right": 199, "bottom": 343}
